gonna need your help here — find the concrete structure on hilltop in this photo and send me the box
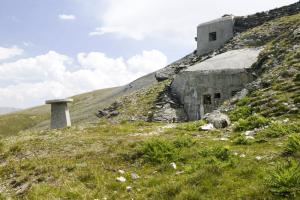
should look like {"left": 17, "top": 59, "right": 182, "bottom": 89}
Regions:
{"left": 46, "top": 99, "right": 73, "bottom": 129}
{"left": 196, "top": 16, "right": 234, "bottom": 56}
{"left": 171, "top": 48, "right": 261, "bottom": 120}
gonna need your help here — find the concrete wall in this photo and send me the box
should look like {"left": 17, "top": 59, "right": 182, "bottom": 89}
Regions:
{"left": 197, "top": 16, "right": 234, "bottom": 56}
{"left": 50, "top": 103, "right": 71, "bottom": 129}
{"left": 171, "top": 69, "right": 254, "bottom": 120}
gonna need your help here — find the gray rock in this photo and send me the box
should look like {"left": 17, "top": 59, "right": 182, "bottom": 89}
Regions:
{"left": 155, "top": 68, "right": 175, "bottom": 81}
{"left": 16, "top": 182, "right": 31, "bottom": 195}
{"left": 131, "top": 173, "right": 140, "bottom": 180}
{"left": 203, "top": 111, "right": 231, "bottom": 129}
{"left": 293, "top": 27, "right": 300, "bottom": 38}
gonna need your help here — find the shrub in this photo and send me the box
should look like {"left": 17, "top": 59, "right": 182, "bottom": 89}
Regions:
{"left": 173, "top": 136, "right": 196, "bottom": 148}
{"left": 266, "top": 159, "right": 300, "bottom": 198}
{"left": 200, "top": 146, "right": 231, "bottom": 162}
{"left": 233, "top": 135, "right": 252, "bottom": 145}
{"left": 294, "top": 73, "right": 300, "bottom": 82}
{"left": 294, "top": 96, "right": 300, "bottom": 104}
{"left": 176, "top": 120, "right": 206, "bottom": 131}
{"left": 9, "top": 143, "right": 22, "bottom": 154}
{"left": 234, "top": 114, "right": 269, "bottom": 132}
{"left": 236, "top": 97, "right": 250, "bottom": 106}
{"left": 260, "top": 122, "right": 300, "bottom": 138}
{"left": 0, "top": 141, "right": 4, "bottom": 153}
{"left": 137, "top": 139, "right": 178, "bottom": 164}
{"left": 284, "top": 134, "right": 300, "bottom": 156}
{"left": 229, "top": 106, "right": 252, "bottom": 122}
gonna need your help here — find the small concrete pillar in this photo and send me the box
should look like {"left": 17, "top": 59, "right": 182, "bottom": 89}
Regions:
{"left": 45, "top": 99, "right": 73, "bottom": 129}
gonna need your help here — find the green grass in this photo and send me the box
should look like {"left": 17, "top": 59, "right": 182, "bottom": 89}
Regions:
{"left": 234, "top": 114, "right": 269, "bottom": 132}
{"left": 0, "top": 119, "right": 291, "bottom": 199}
{"left": 284, "top": 134, "right": 300, "bottom": 157}
{"left": 266, "top": 159, "right": 300, "bottom": 198}
{"left": 259, "top": 121, "right": 300, "bottom": 138}
{"left": 0, "top": 113, "right": 49, "bottom": 137}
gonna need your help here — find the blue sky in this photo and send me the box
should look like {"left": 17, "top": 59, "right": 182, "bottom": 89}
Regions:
{"left": 0, "top": 0, "right": 297, "bottom": 108}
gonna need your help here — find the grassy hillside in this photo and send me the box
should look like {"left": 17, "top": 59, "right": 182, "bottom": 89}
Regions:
{"left": 0, "top": 87, "right": 122, "bottom": 137}
{"left": 0, "top": 12, "right": 299, "bottom": 200}
{"left": 0, "top": 71, "right": 158, "bottom": 137}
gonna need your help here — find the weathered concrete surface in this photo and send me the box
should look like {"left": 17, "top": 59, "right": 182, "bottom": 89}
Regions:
{"left": 46, "top": 99, "right": 73, "bottom": 129}
{"left": 171, "top": 48, "right": 261, "bottom": 121}
{"left": 197, "top": 16, "right": 234, "bottom": 56}
{"left": 188, "top": 48, "right": 261, "bottom": 72}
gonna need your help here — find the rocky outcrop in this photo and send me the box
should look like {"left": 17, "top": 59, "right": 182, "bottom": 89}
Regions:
{"left": 148, "top": 86, "right": 187, "bottom": 122}
{"left": 155, "top": 52, "right": 208, "bottom": 82}
{"left": 97, "top": 101, "right": 121, "bottom": 118}
{"left": 234, "top": 1, "right": 300, "bottom": 32}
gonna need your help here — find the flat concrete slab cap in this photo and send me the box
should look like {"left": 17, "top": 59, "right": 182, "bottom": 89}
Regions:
{"left": 45, "top": 98, "right": 73, "bottom": 104}
{"left": 186, "top": 48, "right": 262, "bottom": 72}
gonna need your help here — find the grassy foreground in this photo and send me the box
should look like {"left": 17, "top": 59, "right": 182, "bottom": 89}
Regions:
{"left": 0, "top": 118, "right": 299, "bottom": 199}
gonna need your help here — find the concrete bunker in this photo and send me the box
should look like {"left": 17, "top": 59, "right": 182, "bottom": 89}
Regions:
{"left": 171, "top": 48, "right": 262, "bottom": 121}
{"left": 196, "top": 16, "right": 234, "bottom": 56}
{"left": 46, "top": 99, "right": 73, "bottom": 129}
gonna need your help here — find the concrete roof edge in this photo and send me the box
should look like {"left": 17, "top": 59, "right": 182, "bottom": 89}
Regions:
{"left": 45, "top": 99, "right": 74, "bottom": 104}
{"left": 197, "top": 15, "right": 235, "bottom": 27}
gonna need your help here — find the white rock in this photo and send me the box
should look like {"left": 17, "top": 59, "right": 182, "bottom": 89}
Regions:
{"left": 240, "top": 154, "right": 246, "bottom": 158}
{"left": 200, "top": 123, "right": 214, "bottom": 131}
{"left": 245, "top": 136, "right": 255, "bottom": 140}
{"left": 233, "top": 152, "right": 239, "bottom": 156}
{"left": 220, "top": 137, "right": 229, "bottom": 141}
{"left": 126, "top": 186, "right": 132, "bottom": 192}
{"left": 175, "top": 171, "right": 184, "bottom": 175}
{"left": 256, "top": 156, "right": 263, "bottom": 161}
{"left": 116, "top": 176, "right": 126, "bottom": 182}
{"left": 283, "top": 118, "right": 289, "bottom": 124}
{"left": 118, "top": 170, "right": 125, "bottom": 174}
{"left": 131, "top": 173, "right": 140, "bottom": 180}
{"left": 170, "top": 162, "right": 177, "bottom": 169}
{"left": 244, "top": 130, "right": 257, "bottom": 136}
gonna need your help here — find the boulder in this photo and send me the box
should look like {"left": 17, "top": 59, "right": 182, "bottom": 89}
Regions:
{"left": 155, "top": 67, "right": 175, "bottom": 81}
{"left": 293, "top": 27, "right": 300, "bottom": 38}
{"left": 203, "top": 111, "right": 231, "bottom": 129}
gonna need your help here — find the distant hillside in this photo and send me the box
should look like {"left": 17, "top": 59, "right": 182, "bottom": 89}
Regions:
{"left": 0, "top": 72, "right": 157, "bottom": 136}
{"left": 0, "top": 107, "right": 19, "bottom": 115}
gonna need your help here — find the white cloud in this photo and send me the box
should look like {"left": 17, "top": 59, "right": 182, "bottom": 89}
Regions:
{"left": 58, "top": 14, "right": 76, "bottom": 20}
{"left": 0, "top": 50, "right": 167, "bottom": 108}
{"left": 0, "top": 46, "right": 23, "bottom": 61}
{"left": 89, "top": 0, "right": 297, "bottom": 46}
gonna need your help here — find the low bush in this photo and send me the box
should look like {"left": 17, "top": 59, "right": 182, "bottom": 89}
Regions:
{"left": 137, "top": 138, "right": 178, "bottom": 164}
{"left": 234, "top": 114, "right": 269, "bottom": 132}
{"left": 229, "top": 106, "right": 252, "bottom": 122}
{"left": 284, "top": 134, "right": 300, "bottom": 156}
{"left": 233, "top": 135, "right": 252, "bottom": 145}
{"left": 9, "top": 143, "right": 22, "bottom": 154}
{"left": 176, "top": 120, "right": 206, "bottom": 131}
{"left": 200, "top": 146, "right": 231, "bottom": 162}
{"left": 260, "top": 122, "right": 300, "bottom": 138}
{"left": 294, "top": 73, "right": 300, "bottom": 82}
{"left": 0, "top": 141, "right": 4, "bottom": 153}
{"left": 173, "top": 136, "right": 196, "bottom": 148}
{"left": 266, "top": 159, "right": 300, "bottom": 198}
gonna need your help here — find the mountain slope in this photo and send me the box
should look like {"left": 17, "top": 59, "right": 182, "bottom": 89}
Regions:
{"left": 0, "top": 72, "right": 157, "bottom": 136}
{"left": 0, "top": 7, "right": 299, "bottom": 200}
{"left": 0, "top": 108, "right": 19, "bottom": 115}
